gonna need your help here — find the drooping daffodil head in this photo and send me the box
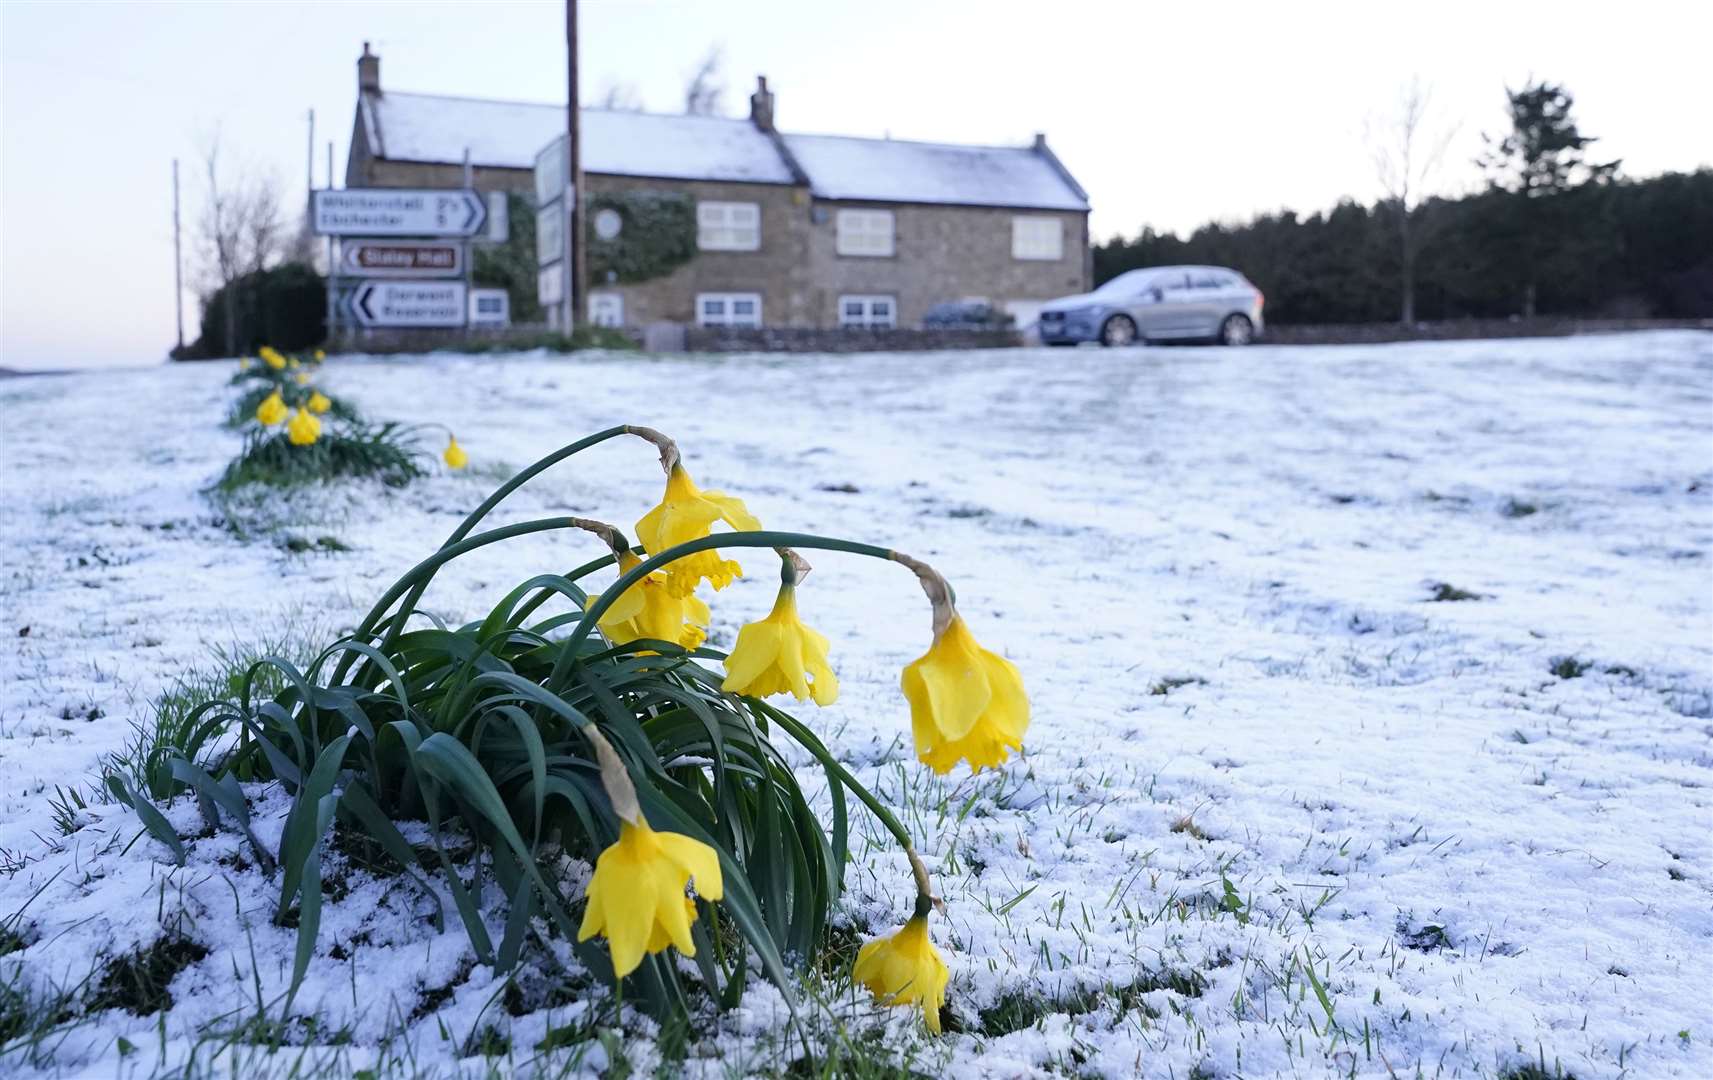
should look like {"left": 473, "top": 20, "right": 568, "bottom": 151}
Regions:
{"left": 306, "top": 391, "right": 331, "bottom": 415}
{"left": 577, "top": 812, "right": 724, "bottom": 978}
{"left": 313, "top": 348, "right": 326, "bottom": 362}
{"left": 722, "top": 583, "right": 838, "bottom": 705}
{"left": 589, "top": 552, "right": 710, "bottom": 652}
{"left": 256, "top": 390, "right": 288, "bottom": 427}
{"left": 901, "top": 614, "right": 1028, "bottom": 775}
{"left": 259, "top": 346, "right": 286, "bottom": 370}
{"left": 443, "top": 435, "right": 468, "bottom": 470}
{"left": 852, "top": 914, "right": 950, "bottom": 1033}
{"left": 286, "top": 407, "right": 321, "bottom": 446}
{"left": 634, "top": 463, "right": 760, "bottom": 597}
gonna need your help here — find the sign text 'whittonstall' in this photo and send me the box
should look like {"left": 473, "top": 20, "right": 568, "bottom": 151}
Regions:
{"left": 349, "top": 281, "right": 469, "bottom": 328}
{"left": 313, "top": 189, "right": 487, "bottom": 237}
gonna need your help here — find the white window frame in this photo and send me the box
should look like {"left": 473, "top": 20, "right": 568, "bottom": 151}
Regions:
{"left": 1011, "top": 215, "right": 1063, "bottom": 261}
{"left": 589, "top": 292, "right": 624, "bottom": 328}
{"left": 836, "top": 209, "right": 895, "bottom": 257}
{"left": 697, "top": 201, "right": 761, "bottom": 252}
{"left": 838, "top": 294, "right": 897, "bottom": 329}
{"left": 696, "top": 292, "right": 763, "bottom": 328}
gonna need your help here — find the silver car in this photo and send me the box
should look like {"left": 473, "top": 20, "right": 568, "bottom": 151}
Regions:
{"left": 1038, "top": 265, "right": 1265, "bottom": 347}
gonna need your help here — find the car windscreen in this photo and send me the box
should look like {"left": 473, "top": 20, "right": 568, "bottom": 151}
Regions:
{"left": 1090, "top": 270, "right": 1156, "bottom": 300}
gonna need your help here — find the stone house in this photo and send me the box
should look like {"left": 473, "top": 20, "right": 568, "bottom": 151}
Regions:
{"left": 345, "top": 45, "right": 1090, "bottom": 331}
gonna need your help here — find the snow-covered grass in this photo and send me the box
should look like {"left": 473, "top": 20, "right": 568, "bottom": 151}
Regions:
{"left": 2, "top": 332, "right": 1710, "bottom": 1078}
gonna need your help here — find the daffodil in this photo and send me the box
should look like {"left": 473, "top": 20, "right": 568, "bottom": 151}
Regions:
{"left": 901, "top": 615, "right": 1028, "bottom": 775}
{"left": 635, "top": 464, "right": 761, "bottom": 597}
{"left": 286, "top": 407, "right": 321, "bottom": 446}
{"left": 260, "top": 346, "right": 286, "bottom": 370}
{"left": 293, "top": 371, "right": 310, "bottom": 386}
{"left": 256, "top": 390, "right": 287, "bottom": 426}
{"left": 239, "top": 357, "right": 251, "bottom": 371}
{"left": 313, "top": 348, "right": 326, "bottom": 362}
{"left": 307, "top": 391, "right": 331, "bottom": 415}
{"left": 722, "top": 584, "right": 838, "bottom": 705}
{"left": 588, "top": 552, "right": 710, "bottom": 651}
{"left": 853, "top": 915, "right": 950, "bottom": 1033}
{"left": 443, "top": 436, "right": 468, "bottom": 470}
{"left": 577, "top": 814, "right": 723, "bottom": 978}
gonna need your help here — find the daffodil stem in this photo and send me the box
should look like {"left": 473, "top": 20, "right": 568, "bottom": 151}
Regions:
{"left": 754, "top": 703, "right": 913, "bottom": 852}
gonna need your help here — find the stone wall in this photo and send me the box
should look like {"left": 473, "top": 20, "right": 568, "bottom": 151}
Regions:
{"left": 682, "top": 327, "right": 1019, "bottom": 352}
{"left": 1262, "top": 317, "right": 1713, "bottom": 345}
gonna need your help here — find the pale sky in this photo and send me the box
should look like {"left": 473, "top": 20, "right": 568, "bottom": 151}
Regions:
{"left": 3, "top": 0, "right": 1709, "bottom": 370}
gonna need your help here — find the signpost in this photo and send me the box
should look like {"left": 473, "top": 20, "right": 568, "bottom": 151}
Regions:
{"left": 341, "top": 240, "right": 464, "bottom": 278}
{"left": 349, "top": 281, "right": 468, "bottom": 328}
{"left": 313, "top": 189, "right": 487, "bottom": 237}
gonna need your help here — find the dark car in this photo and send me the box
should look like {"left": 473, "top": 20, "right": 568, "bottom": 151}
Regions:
{"left": 922, "top": 301, "right": 1014, "bottom": 330}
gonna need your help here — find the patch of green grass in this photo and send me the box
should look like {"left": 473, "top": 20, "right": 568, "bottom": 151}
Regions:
{"left": 1428, "top": 582, "right": 1485, "bottom": 602}
{"left": 216, "top": 424, "right": 427, "bottom": 491}
{"left": 979, "top": 968, "right": 1206, "bottom": 1037}
{"left": 1550, "top": 656, "right": 1593, "bottom": 680}
{"left": 280, "top": 534, "right": 351, "bottom": 554}
{"left": 1149, "top": 675, "right": 1207, "bottom": 696}
{"left": 1501, "top": 498, "right": 1540, "bottom": 518}
{"left": 86, "top": 935, "right": 210, "bottom": 1016}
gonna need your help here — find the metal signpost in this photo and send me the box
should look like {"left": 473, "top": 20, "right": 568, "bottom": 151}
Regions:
{"left": 315, "top": 179, "right": 495, "bottom": 337}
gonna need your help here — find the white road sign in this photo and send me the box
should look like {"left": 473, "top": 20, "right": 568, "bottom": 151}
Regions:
{"left": 349, "top": 281, "right": 468, "bottom": 327}
{"left": 313, "top": 189, "right": 487, "bottom": 237}
{"left": 341, "top": 240, "right": 464, "bottom": 278}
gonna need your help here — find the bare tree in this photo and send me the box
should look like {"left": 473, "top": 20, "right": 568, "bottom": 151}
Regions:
{"left": 197, "top": 130, "right": 286, "bottom": 356}
{"left": 683, "top": 47, "right": 725, "bottom": 116}
{"left": 1366, "top": 78, "right": 1458, "bottom": 324}
{"left": 597, "top": 81, "right": 645, "bottom": 111}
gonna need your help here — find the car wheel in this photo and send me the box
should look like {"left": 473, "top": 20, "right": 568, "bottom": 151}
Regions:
{"left": 1219, "top": 314, "right": 1254, "bottom": 346}
{"left": 1100, "top": 315, "right": 1137, "bottom": 347}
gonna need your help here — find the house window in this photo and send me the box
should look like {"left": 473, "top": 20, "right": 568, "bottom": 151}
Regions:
{"left": 697, "top": 292, "right": 762, "bottom": 328}
{"left": 1011, "top": 216, "right": 1063, "bottom": 261}
{"left": 836, "top": 209, "right": 895, "bottom": 257}
{"left": 697, "top": 202, "right": 761, "bottom": 251}
{"left": 839, "top": 295, "right": 896, "bottom": 329}
{"left": 589, "top": 292, "right": 624, "bottom": 328}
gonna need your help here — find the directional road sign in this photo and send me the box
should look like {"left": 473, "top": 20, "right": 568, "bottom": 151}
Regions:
{"left": 349, "top": 281, "right": 468, "bottom": 328}
{"left": 341, "top": 240, "right": 464, "bottom": 278}
{"left": 313, "top": 189, "right": 487, "bottom": 237}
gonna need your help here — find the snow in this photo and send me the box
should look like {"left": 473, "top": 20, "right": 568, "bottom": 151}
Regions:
{"left": 1, "top": 332, "right": 1710, "bottom": 1078}
{"left": 784, "top": 132, "right": 1089, "bottom": 210}
{"left": 368, "top": 92, "right": 795, "bottom": 183}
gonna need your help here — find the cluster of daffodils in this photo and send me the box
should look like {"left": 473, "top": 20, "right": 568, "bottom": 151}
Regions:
{"left": 240, "top": 344, "right": 468, "bottom": 469}
{"left": 572, "top": 428, "right": 1029, "bottom": 1033}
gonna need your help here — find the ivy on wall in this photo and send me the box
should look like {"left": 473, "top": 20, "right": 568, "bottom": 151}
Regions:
{"left": 586, "top": 190, "right": 697, "bottom": 285}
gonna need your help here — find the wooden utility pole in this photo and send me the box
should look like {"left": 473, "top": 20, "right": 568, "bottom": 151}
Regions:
{"left": 564, "top": 0, "right": 585, "bottom": 330}
{"left": 172, "top": 159, "right": 184, "bottom": 352}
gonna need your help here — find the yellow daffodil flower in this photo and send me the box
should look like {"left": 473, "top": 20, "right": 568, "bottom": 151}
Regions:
{"left": 577, "top": 813, "right": 723, "bottom": 978}
{"left": 443, "top": 436, "right": 468, "bottom": 470}
{"left": 853, "top": 915, "right": 950, "bottom": 1033}
{"left": 239, "top": 357, "right": 251, "bottom": 371}
{"left": 288, "top": 358, "right": 300, "bottom": 370}
{"left": 588, "top": 552, "right": 710, "bottom": 651}
{"left": 313, "top": 348, "right": 326, "bottom": 362}
{"left": 722, "top": 584, "right": 838, "bottom": 705}
{"left": 256, "top": 390, "right": 288, "bottom": 426}
{"left": 260, "top": 346, "right": 286, "bottom": 370}
{"left": 286, "top": 407, "right": 321, "bottom": 446}
{"left": 307, "top": 391, "right": 331, "bottom": 415}
{"left": 293, "top": 371, "right": 310, "bottom": 386}
{"left": 901, "top": 615, "right": 1028, "bottom": 775}
{"left": 635, "top": 464, "right": 760, "bottom": 597}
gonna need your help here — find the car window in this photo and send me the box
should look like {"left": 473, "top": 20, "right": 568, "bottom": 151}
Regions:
{"left": 1154, "top": 272, "right": 1190, "bottom": 292}
{"left": 1192, "top": 272, "right": 1224, "bottom": 289}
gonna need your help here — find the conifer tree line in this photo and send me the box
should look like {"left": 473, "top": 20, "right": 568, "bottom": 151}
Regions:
{"left": 1095, "top": 81, "right": 1713, "bottom": 324}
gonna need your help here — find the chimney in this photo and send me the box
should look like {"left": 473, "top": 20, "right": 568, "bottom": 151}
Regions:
{"left": 749, "top": 75, "right": 775, "bottom": 132}
{"left": 358, "top": 42, "right": 380, "bottom": 94}
{"left": 1032, "top": 132, "right": 1047, "bottom": 151}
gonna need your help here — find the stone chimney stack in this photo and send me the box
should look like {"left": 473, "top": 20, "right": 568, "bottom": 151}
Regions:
{"left": 358, "top": 42, "right": 380, "bottom": 94}
{"left": 749, "top": 75, "right": 775, "bottom": 132}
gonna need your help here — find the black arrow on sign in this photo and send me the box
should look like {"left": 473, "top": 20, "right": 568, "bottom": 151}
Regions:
{"left": 461, "top": 192, "right": 483, "bottom": 234}
{"left": 357, "top": 283, "right": 378, "bottom": 325}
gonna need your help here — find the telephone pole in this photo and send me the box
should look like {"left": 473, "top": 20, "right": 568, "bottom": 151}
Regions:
{"left": 172, "top": 158, "right": 184, "bottom": 352}
{"left": 564, "top": 0, "right": 585, "bottom": 330}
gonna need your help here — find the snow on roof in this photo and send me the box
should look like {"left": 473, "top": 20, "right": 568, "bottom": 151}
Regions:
{"left": 362, "top": 91, "right": 1087, "bottom": 209}
{"left": 783, "top": 132, "right": 1089, "bottom": 211}
{"left": 365, "top": 92, "right": 795, "bottom": 184}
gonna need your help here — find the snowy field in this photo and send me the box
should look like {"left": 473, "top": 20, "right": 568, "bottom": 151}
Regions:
{"left": 2, "top": 331, "right": 1710, "bottom": 1078}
